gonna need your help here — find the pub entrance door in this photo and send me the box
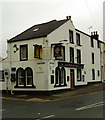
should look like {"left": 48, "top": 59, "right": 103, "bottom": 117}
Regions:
{"left": 70, "top": 69, "right": 74, "bottom": 89}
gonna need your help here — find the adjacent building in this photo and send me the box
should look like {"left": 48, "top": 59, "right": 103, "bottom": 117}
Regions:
{"left": 1, "top": 16, "right": 103, "bottom": 92}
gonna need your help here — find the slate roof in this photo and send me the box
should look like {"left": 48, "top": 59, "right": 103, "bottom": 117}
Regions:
{"left": 8, "top": 19, "right": 68, "bottom": 43}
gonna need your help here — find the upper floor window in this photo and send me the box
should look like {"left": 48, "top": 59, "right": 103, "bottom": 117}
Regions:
{"left": 97, "top": 40, "right": 100, "bottom": 48}
{"left": 54, "top": 45, "right": 65, "bottom": 61}
{"left": 20, "top": 44, "right": 28, "bottom": 61}
{"left": 92, "top": 53, "right": 94, "bottom": 64}
{"left": 91, "top": 37, "right": 94, "bottom": 47}
{"left": 76, "top": 33, "right": 80, "bottom": 46}
{"left": 69, "top": 30, "right": 74, "bottom": 43}
{"left": 34, "top": 45, "right": 42, "bottom": 59}
{"left": 70, "top": 47, "right": 74, "bottom": 63}
{"left": 77, "top": 49, "right": 81, "bottom": 64}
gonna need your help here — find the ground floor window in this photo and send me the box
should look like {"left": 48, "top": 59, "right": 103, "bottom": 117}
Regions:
{"left": 15, "top": 67, "right": 35, "bottom": 88}
{"left": 0, "top": 70, "right": 4, "bottom": 82}
{"left": 55, "top": 67, "right": 67, "bottom": 87}
{"left": 77, "top": 69, "right": 81, "bottom": 81}
{"left": 92, "top": 69, "right": 95, "bottom": 80}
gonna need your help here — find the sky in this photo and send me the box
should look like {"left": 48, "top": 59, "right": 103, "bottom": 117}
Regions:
{"left": 0, "top": 0, "right": 104, "bottom": 58}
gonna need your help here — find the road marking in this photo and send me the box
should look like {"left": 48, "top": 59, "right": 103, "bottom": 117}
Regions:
{"left": 75, "top": 101, "right": 105, "bottom": 111}
{"left": 36, "top": 115, "right": 55, "bottom": 120}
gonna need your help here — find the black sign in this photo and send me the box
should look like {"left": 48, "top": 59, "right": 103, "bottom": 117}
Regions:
{"left": 58, "top": 62, "right": 84, "bottom": 69}
{"left": 54, "top": 45, "right": 61, "bottom": 57}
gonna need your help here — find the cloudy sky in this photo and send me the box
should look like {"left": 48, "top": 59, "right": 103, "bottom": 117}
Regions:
{"left": 0, "top": 0, "right": 104, "bottom": 58}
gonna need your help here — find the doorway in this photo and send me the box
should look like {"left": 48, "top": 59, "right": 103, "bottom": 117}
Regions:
{"left": 70, "top": 69, "right": 74, "bottom": 89}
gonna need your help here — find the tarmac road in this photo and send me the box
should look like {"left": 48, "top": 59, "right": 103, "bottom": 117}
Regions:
{"left": 1, "top": 82, "right": 105, "bottom": 120}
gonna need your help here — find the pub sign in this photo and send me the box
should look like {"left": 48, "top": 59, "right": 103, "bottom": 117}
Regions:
{"left": 54, "top": 45, "right": 61, "bottom": 57}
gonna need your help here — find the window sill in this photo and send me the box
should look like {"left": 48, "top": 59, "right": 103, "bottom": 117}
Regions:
{"left": 20, "top": 58, "right": 28, "bottom": 61}
{"left": 54, "top": 84, "right": 67, "bottom": 87}
{"left": 14, "top": 85, "right": 36, "bottom": 88}
{"left": 70, "top": 42, "right": 74, "bottom": 44}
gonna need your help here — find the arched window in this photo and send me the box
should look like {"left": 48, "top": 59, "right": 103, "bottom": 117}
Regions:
{"left": 25, "top": 67, "right": 33, "bottom": 86}
{"left": 17, "top": 68, "right": 25, "bottom": 86}
{"left": 61, "top": 67, "right": 66, "bottom": 85}
{"left": 55, "top": 67, "right": 60, "bottom": 85}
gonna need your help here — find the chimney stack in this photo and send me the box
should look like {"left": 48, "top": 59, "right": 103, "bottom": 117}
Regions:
{"left": 66, "top": 16, "right": 71, "bottom": 20}
{"left": 91, "top": 31, "right": 99, "bottom": 40}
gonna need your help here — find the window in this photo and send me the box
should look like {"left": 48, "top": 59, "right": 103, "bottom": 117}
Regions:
{"left": 55, "top": 67, "right": 60, "bottom": 85}
{"left": 92, "top": 53, "right": 94, "bottom": 64}
{"left": 70, "top": 47, "right": 74, "bottom": 63}
{"left": 20, "top": 45, "right": 28, "bottom": 61}
{"left": 77, "top": 69, "right": 81, "bottom": 81}
{"left": 0, "top": 70, "right": 4, "bottom": 81}
{"left": 18, "top": 68, "right": 24, "bottom": 86}
{"left": 98, "top": 70, "right": 100, "bottom": 77}
{"left": 92, "top": 69, "right": 95, "bottom": 80}
{"left": 54, "top": 46, "right": 65, "bottom": 61}
{"left": 69, "top": 30, "right": 74, "bottom": 43}
{"left": 77, "top": 49, "right": 81, "bottom": 64}
{"left": 91, "top": 37, "right": 94, "bottom": 47}
{"left": 97, "top": 40, "right": 100, "bottom": 48}
{"left": 76, "top": 33, "right": 80, "bottom": 45}
{"left": 51, "top": 75, "right": 54, "bottom": 84}
{"left": 25, "top": 67, "right": 33, "bottom": 86}
{"left": 15, "top": 67, "right": 35, "bottom": 88}
{"left": 34, "top": 45, "right": 42, "bottom": 58}
{"left": 61, "top": 67, "right": 66, "bottom": 85}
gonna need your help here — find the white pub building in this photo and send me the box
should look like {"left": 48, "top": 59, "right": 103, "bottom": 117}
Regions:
{"left": 1, "top": 16, "right": 101, "bottom": 92}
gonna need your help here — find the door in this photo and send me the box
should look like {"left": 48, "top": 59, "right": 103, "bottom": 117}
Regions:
{"left": 70, "top": 69, "right": 74, "bottom": 89}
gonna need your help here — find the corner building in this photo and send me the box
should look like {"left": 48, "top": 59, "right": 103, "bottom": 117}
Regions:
{"left": 1, "top": 16, "right": 101, "bottom": 92}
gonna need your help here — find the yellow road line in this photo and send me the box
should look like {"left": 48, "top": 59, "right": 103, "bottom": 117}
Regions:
{"left": 0, "top": 90, "right": 105, "bottom": 102}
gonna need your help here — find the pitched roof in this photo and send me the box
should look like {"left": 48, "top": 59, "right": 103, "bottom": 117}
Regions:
{"left": 8, "top": 19, "right": 68, "bottom": 43}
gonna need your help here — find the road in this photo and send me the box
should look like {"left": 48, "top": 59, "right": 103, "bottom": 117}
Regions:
{"left": 1, "top": 90, "right": 105, "bottom": 120}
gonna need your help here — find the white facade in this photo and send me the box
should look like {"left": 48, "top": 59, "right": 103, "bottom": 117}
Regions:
{"left": 1, "top": 18, "right": 101, "bottom": 92}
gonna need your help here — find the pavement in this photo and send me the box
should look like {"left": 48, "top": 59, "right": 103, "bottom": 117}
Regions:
{"left": 1, "top": 82, "right": 105, "bottom": 102}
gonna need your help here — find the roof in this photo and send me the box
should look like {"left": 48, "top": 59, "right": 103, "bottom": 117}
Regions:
{"left": 8, "top": 19, "right": 68, "bottom": 43}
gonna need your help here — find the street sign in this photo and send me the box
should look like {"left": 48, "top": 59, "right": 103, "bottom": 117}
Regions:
{"left": 4, "top": 72, "right": 8, "bottom": 76}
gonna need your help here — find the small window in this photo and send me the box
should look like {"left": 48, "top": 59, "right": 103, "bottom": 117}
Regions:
{"left": 0, "top": 70, "right": 4, "bottom": 82}
{"left": 69, "top": 30, "right": 74, "bottom": 43}
{"left": 77, "top": 49, "right": 81, "bottom": 64}
{"left": 70, "top": 47, "right": 74, "bottom": 63}
{"left": 98, "top": 70, "right": 100, "bottom": 77}
{"left": 91, "top": 37, "right": 94, "bottom": 47}
{"left": 34, "top": 45, "right": 42, "bottom": 59}
{"left": 25, "top": 67, "right": 33, "bottom": 86}
{"left": 20, "top": 45, "right": 28, "bottom": 61}
{"left": 92, "top": 53, "right": 94, "bottom": 64}
{"left": 51, "top": 75, "right": 54, "bottom": 84}
{"left": 76, "top": 33, "right": 80, "bottom": 45}
{"left": 92, "top": 69, "right": 95, "bottom": 80}
{"left": 97, "top": 40, "right": 100, "bottom": 48}
{"left": 77, "top": 69, "right": 81, "bottom": 81}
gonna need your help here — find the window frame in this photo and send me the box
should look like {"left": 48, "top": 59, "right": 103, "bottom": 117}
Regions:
{"left": 91, "top": 37, "right": 94, "bottom": 47}
{"left": 20, "top": 44, "right": 28, "bottom": 61}
{"left": 34, "top": 45, "right": 42, "bottom": 59}
{"left": 70, "top": 47, "right": 74, "bottom": 63}
{"left": 77, "top": 69, "right": 81, "bottom": 81}
{"left": 77, "top": 49, "right": 81, "bottom": 64}
{"left": 69, "top": 30, "right": 74, "bottom": 44}
{"left": 92, "top": 69, "right": 95, "bottom": 80}
{"left": 92, "top": 53, "right": 94, "bottom": 64}
{"left": 0, "top": 70, "right": 5, "bottom": 82}
{"left": 76, "top": 33, "right": 80, "bottom": 46}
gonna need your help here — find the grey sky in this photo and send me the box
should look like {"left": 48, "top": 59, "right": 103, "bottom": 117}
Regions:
{"left": 0, "top": 0, "right": 104, "bottom": 58}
